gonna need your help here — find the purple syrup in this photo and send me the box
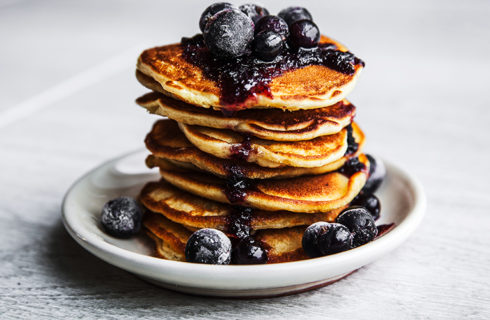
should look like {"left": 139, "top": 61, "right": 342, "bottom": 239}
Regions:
{"left": 230, "top": 135, "right": 253, "bottom": 161}
{"left": 339, "top": 157, "right": 366, "bottom": 177}
{"left": 181, "top": 34, "right": 364, "bottom": 110}
{"left": 376, "top": 223, "right": 395, "bottom": 237}
{"left": 226, "top": 206, "right": 253, "bottom": 239}
{"left": 225, "top": 163, "right": 245, "bottom": 178}
{"left": 223, "top": 163, "right": 252, "bottom": 204}
{"left": 344, "top": 124, "right": 359, "bottom": 156}
{"left": 224, "top": 177, "right": 249, "bottom": 203}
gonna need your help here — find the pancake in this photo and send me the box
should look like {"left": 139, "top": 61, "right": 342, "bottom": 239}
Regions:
{"left": 136, "top": 92, "right": 356, "bottom": 141}
{"left": 179, "top": 121, "right": 362, "bottom": 168}
{"left": 136, "top": 35, "right": 363, "bottom": 111}
{"left": 158, "top": 154, "right": 369, "bottom": 213}
{"left": 144, "top": 213, "right": 188, "bottom": 261}
{"left": 139, "top": 180, "right": 344, "bottom": 231}
{"left": 143, "top": 212, "right": 308, "bottom": 264}
{"left": 144, "top": 119, "right": 365, "bottom": 179}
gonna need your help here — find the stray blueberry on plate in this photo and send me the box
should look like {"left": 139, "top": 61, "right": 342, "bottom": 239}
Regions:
{"left": 289, "top": 20, "right": 320, "bottom": 48}
{"left": 199, "top": 2, "right": 234, "bottom": 32}
{"left": 278, "top": 6, "right": 313, "bottom": 26}
{"left": 318, "top": 223, "right": 353, "bottom": 256}
{"left": 253, "top": 31, "right": 283, "bottom": 61}
{"left": 363, "top": 154, "right": 386, "bottom": 194}
{"left": 336, "top": 207, "right": 378, "bottom": 247}
{"left": 239, "top": 3, "right": 269, "bottom": 23}
{"left": 185, "top": 228, "right": 232, "bottom": 264}
{"left": 303, "top": 222, "right": 353, "bottom": 258}
{"left": 203, "top": 9, "right": 255, "bottom": 58}
{"left": 303, "top": 222, "right": 329, "bottom": 258}
{"left": 351, "top": 193, "right": 381, "bottom": 220}
{"left": 100, "top": 196, "right": 142, "bottom": 238}
{"left": 255, "top": 15, "right": 289, "bottom": 40}
{"left": 232, "top": 237, "right": 268, "bottom": 264}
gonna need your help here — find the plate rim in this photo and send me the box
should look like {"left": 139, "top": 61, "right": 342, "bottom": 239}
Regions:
{"left": 61, "top": 149, "right": 426, "bottom": 290}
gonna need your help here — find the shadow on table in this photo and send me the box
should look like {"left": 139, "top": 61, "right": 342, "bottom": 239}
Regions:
{"left": 42, "top": 218, "right": 320, "bottom": 314}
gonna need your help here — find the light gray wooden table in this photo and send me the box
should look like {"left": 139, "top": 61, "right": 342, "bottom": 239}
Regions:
{"left": 1, "top": 0, "right": 489, "bottom": 319}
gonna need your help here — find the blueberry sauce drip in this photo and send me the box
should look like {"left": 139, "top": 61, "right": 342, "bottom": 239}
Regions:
{"left": 339, "top": 157, "right": 366, "bottom": 177}
{"left": 225, "top": 163, "right": 245, "bottom": 178}
{"left": 227, "top": 207, "right": 268, "bottom": 264}
{"left": 221, "top": 164, "right": 266, "bottom": 262}
{"left": 230, "top": 135, "right": 253, "bottom": 161}
{"left": 226, "top": 206, "right": 253, "bottom": 239}
{"left": 344, "top": 124, "right": 358, "bottom": 155}
{"left": 181, "top": 34, "right": 364, "bottom": 109}
{"left": 224, "top": 172, "right": 251, "bottom": 203}
{"left": 223, "top": 161, "right": 253, "bottom": 204}
{"left": 222, "top": 164, "right": 267, "bottom": 263}
{"left": 376, "top": 223, "right": 395, "bottom": 237}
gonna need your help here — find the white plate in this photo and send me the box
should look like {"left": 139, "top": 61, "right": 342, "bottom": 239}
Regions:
{"left": 62, "top": 150, "right": 426, "bottom": 298}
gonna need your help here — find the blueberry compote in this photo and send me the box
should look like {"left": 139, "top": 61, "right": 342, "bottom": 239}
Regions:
{"left": 181, "top": 34, "right": 364, "bottom": 110}
{"left": 222, "top": 164, "right": 267, "bottom": 264}
{"left": 223, "top": 136, "right": 255, "bottom": 203}
{"left": 223, "top": 164, "right": 252, "bottom": 203}
{"left": 230, "top": 135, "right": 253, "bottom": 161}
{"left": 226, "top": 206, "right": 268, "bottom": 264}
{"left": 222, "top": 166, "right": 252, "bottom": 237}
{"left": 344, "top": 124, "right": 358, "bottom": 156}
{"left": 339, "top": 156, "right": 366, "bottom": 177}
{"left": 227, "top": 206, "right": 253, "bottom": 239}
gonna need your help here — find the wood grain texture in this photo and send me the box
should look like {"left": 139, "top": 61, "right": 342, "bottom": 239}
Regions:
{"left": 0, "top": 0, "right": 489, "bottom": 319}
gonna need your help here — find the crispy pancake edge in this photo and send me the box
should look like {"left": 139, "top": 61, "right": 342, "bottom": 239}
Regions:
{"left": 136, "top": 92, "right": 356, "bottom": 141}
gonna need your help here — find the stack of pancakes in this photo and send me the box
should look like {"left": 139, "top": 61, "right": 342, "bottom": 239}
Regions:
{"left": 136, "top": 35, "right": 369, "bottom": 263}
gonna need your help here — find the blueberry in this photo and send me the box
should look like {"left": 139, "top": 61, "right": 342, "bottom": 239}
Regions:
{"left": 232, "top": 237, "right": 267, "bottom": 264}
{"left": 302, "top": 222, "right": 328, "bottom": 258}
{"left": 289, "top": 20, "right": 320, "bottom": 48}
{"left": 363, "top": 154, "right": 386, "bottom": 194}
{"left": 253, "top": 31, "right": 283, "bottom": 61}
{"left": 318, "top": 223, "right": 353, "bottom": 256}
{"left": 203, "top": 9, "right": 255, "bottom": 58}
{"left": 255, "top": 15, "right": 289, "bottom": 40}
{"left": 185, "top": 228, "right": 232, "bottom": 264}
{"left": 278, "top": 6, "right": 313, "bottom": 26}
{"left": 336, "top": 207, "right": 378, "bottom": 247}
{"left": 351, "top": 193, "right": 381, "bottom": 220}
{"left": 100, "top": 196, "right": 142, "bottom": 238}
{"left": 303, "top": 222, "right": 353, "bottom": 258}
{"left": 239, "top": 3, "right": 269, "bottom": 23}
{"left": 199, "top": 2, "right": 234, "bottom": 32}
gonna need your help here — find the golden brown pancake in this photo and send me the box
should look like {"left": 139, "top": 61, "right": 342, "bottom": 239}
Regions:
{"left": 140, "top": 180, "right": 344, "bottom": 231}
{"left": 158, "top": 154, "right": 369, "bottom": 213}
{"left": 144, "top": 119, "right": 365, "bottom": 179}
{"left": 143, "top": 212, "right": 308, "bottom": 264}
{"left": 179, "top": 121, "right": 362, "bottom": 168}
{"left": 144, "top": 213, "right": 188, "bottom": 261}
{"left": 137, "top": 92, "right": 356, "bottom": 141}
{"left": 136, "top": 35, "right": 363, "bottom": 111}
